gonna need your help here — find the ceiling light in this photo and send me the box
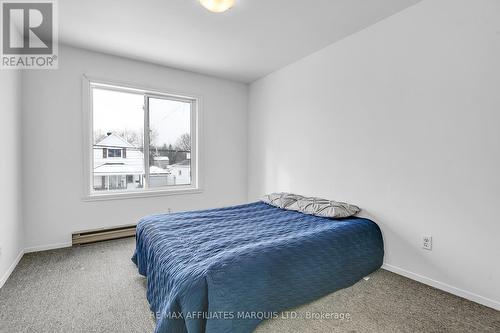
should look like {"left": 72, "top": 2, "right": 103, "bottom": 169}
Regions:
{"left": 199, "top": 0, "right": 235, "bottom": 13}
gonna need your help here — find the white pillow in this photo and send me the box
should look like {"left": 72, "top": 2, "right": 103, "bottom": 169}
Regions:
{"left": 261, "top": 192, "right": 303, "bottom": 209}
{"left": 288, "top": 196, "right": 360, "bottom": 218}
{"left": 262, "top": 192, "right": 361, "bottom": 218}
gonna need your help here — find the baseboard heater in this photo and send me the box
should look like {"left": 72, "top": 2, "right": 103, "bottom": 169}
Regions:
{"left": 72, "top": 224, "right": 136, "bottom": 246}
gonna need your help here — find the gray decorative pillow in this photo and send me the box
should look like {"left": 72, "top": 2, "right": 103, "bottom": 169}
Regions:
{"left": 287, "top": 197, "right": 360, "bottom": 218}
{"left": 261, "top": 192, "right": 304, "bottom": 209}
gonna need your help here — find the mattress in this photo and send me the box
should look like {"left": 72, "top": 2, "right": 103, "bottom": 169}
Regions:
{"left": 132, "top": 201, "right": 384, "bottom": 333}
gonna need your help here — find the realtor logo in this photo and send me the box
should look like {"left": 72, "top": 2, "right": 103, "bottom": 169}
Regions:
{"left": 1, "top": 0, "right": 58, "bottom": 69}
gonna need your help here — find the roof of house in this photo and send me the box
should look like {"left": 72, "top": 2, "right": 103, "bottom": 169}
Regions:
{"left": 94, "top": 163, "right": 144, "bottom": 175}
{"left": 94, "top": 163, "right": 169, "bottom": 175}
{"left": 171, "top": 159, "right": 190, "bottom": 167}
{"left": 150, "top": 166, "right": 170, "bottom": 174}
{"left": 95, "top": 133, "right": 135, "bottom": 148}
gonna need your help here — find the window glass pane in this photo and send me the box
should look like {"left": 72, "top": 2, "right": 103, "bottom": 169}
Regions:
{"left": 107, "top": 148, "right": 122, "bottom": 158}
{"left": 92, "top": 88, "right": 144, "bottom": 192}
{"left": 148, "top": 97, "right": 192, "bottom": 187}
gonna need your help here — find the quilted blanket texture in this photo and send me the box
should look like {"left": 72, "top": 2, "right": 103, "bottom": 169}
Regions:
{"left": 132, "top": 201, "right": 384, "bottom": 333}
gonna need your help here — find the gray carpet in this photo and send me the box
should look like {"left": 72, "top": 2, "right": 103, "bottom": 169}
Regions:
{"left": 0, "top": 238, "right": 498, "bottom": 333}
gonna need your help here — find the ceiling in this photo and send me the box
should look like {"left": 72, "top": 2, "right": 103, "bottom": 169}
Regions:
{"left": 59, "top": 0, "right": 422, "bottom": 83}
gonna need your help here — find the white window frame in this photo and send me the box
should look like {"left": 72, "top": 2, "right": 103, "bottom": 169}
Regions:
{"left": 82, "top": 75, "right": 203, "bottom": 201}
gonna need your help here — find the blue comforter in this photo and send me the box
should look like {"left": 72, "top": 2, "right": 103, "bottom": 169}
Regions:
{"left": 132, "top": 201, "right": 383, "bottom": 333}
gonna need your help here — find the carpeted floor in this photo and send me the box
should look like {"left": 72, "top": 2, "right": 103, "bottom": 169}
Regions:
{"left": 0, "top": 238, "right": 498, "bottom": 333}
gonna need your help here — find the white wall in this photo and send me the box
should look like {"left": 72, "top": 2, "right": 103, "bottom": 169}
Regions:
{"left": 0, "top": 70, "right": 23, "bottom": 288}
{"left": 248, "top": 0, "right": 500, "bottom": 309}
{"left": 22, "top": 45, "right": 248, "bottom": 250}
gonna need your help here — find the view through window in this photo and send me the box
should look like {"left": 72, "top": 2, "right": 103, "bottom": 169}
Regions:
{"left": 91, "top": 83, "right": 195, "bottom": 194}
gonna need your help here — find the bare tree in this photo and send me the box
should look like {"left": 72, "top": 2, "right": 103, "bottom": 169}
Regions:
{"left": 148, "top": 128, "right": 159, "bottom": 148}
{"left": 94, "top": 130, "right": 108, "bottom": 144}
{"left": 165, "top": 144, "right": 177, "bottom": 164}
{"left": 94, "top": 129, "right": 144, "bottom": 148}
{"left": 121, "top": 129, "right": 143, "bottom": 147}
{"left": 174, "top": 133, "right": 191, "bottom": 152}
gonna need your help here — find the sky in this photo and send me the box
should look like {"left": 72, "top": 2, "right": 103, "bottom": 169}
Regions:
{"left": 93, "top": 88, "right": 190, "bottom": 147}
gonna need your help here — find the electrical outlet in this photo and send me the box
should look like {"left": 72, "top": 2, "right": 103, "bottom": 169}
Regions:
{"left": 422, "top": 235, "right": 432, "bottom": 250}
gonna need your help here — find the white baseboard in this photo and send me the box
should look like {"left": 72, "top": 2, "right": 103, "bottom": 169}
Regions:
{"left": 0, "top": 249, "right": 25, "bottom": 289}
{"left": 382, "top": 263, "right": 500, "bottom": 311}
{"left": 24, "top": 242, "right": 72, "bottom": 254}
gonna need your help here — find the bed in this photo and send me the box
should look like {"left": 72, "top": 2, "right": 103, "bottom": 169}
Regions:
{"left": 132, "top": 201, "right": 384, "bottom": 333}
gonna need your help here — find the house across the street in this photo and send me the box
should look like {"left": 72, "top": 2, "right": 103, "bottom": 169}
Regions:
{"left": 93, "top": 133, "right": 190, "bottom": 191}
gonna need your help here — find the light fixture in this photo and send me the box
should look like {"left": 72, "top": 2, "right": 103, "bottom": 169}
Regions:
{"left": 199, "top": 0, "right": 235, "bottom": 13}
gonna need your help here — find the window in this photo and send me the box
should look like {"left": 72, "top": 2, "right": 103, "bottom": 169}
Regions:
{"left": 84, "top": 78, "right": 199, "bottom": 198}
{"left": 107, "top": 149, "right": 122, "bottom": 158}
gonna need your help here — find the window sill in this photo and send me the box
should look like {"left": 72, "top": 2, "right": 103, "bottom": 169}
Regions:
{"left": 83, "top": 187, "right": 203, "bottom": 202}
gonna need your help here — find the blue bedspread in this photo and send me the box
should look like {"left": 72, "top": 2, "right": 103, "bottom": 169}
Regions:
{"left": 132, "top": 202, "right": 384, "bottom": 333}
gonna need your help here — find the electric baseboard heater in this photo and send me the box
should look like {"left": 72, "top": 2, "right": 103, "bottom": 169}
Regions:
{"left": 72, "top": 224, "right": 136, "bottom": 246}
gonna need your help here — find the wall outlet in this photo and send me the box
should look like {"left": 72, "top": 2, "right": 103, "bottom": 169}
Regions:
{"left": 422, "top": 235, "right": 432, "bottom": 250}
